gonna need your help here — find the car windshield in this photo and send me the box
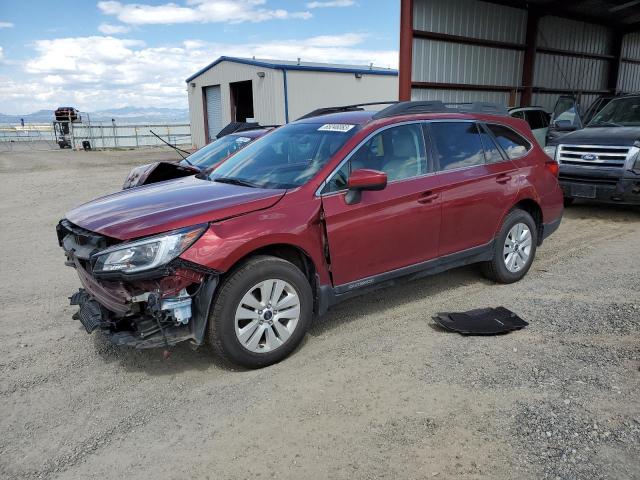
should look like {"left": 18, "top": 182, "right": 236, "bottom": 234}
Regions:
{"left": 588, "top": 96, "right": 640, "bottom": 127}
{"left": 208, "top": 122, "right": 359, "bottom": 189}
{"left": 181, "top": 134, "right": 256, "bottom": 169}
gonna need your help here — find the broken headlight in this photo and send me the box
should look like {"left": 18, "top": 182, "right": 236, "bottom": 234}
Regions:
{"left": 92, "top": 225, "right": 206, "bottom": 274}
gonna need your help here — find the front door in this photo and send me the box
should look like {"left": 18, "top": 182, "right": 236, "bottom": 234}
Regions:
{"left": 320, "top": 123, "right": 442, "bottom": 287}
{"left": 426, "top": 121, "right": 520, "bottom": 256}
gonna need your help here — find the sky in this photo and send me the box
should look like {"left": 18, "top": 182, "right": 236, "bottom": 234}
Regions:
{"left": 0, "top": 0, "right": 399, "bottom": 114}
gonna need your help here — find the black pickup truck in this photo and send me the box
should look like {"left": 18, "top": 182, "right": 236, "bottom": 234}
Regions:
{"left": 545, "top": 94, "right": 640, "bottom": 206}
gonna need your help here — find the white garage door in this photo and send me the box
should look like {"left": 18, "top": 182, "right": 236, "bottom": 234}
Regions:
{"left": 205, "top": 85, "right": 223, "bottom": 141}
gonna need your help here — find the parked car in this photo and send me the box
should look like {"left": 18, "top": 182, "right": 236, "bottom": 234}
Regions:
{"left": 509, "top": 106, "right": 550, "bottom": 146}
{"left": 545, "top": 94, "right": 640, "bottom": 206}
{"left": 545, "top": 94, "right": 619, "bottom": 144}
{"left": 57, "top": 100, "right": 563, "bottom": 368}
{"left": 122, "top": 126, "right": 273, "bottom": 189}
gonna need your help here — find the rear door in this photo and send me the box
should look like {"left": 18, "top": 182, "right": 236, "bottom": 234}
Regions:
{"left": 428, "top": 121, "right": 520, "bottom": 256}
{"left": 320, "top": 122, "right": 442, "bottom": 287}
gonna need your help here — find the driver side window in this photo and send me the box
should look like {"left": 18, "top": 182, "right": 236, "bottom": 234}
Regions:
{"left": 322, "top": 123, "right": 426, "bottom": 194}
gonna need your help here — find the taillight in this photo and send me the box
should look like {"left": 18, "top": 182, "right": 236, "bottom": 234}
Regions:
{"left": 545, "top": 160, "right": 559, "bottom": 177}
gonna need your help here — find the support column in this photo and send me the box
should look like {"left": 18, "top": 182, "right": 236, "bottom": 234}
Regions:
{"left": 399, "top": 0, "right": 414, "bottom": 101}
{"left": 608, "top": 31, "right": 624, "bottom": 93}
{"left": 521, "top": 10, "right": 539, "bottom": 107}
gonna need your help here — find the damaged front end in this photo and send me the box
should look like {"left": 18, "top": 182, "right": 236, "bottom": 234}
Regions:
{"left": 57, "top": 219, "right": 217, "bottom": 349}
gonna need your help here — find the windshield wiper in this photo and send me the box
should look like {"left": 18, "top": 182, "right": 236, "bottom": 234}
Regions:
{"left": 588, "top": 121, "right": 623, "bottom": 128}
{"left": 213, "top": 176, "right": 259, "bottom": 188}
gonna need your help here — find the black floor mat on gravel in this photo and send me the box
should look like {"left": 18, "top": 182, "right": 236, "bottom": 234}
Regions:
{"left": 433, "top": 307, "right": 528, "bottom": 335}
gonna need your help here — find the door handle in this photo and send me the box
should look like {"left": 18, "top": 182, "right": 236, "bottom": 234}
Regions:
{"left": 418, "top": 191, "right": 440, "bottom": 204}
{"left": 496, "top": 173, "right": 512, "bottom": 184}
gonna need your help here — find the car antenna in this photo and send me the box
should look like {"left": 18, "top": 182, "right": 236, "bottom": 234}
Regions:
{"left": 149, "top": 129, "right": 193, "bottom": 165}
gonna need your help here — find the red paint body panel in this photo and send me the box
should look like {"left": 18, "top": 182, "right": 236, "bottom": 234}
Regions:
{"left": 66, "top": 176, "right": 285, "bottom": 240}
{"left": 437, "top": 160, "right": 519, "bottom": 255}
{"left": 180, "top": 195, "right": 331, "bottom": 285}
{"left": 65, "top": 110, "right": 563, "bottom": 294}
{"left": 321, "top": 175, "right": 442, "bottom": 286}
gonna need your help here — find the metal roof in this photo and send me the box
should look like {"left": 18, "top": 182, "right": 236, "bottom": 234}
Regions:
{"left": 489, "top": 0, "right": 640, "bottom": 31}
{"left": 185, "top": 56, "right": 398, "bottom": 83}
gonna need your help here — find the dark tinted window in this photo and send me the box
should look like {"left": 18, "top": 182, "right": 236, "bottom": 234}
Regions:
{"left": 323, "top": 123, "right": 426, "bottom": 193}
{"left": 511, "top": 110, "right": 525, "bottom": 120}
{"left": 478, "top": 126, "right": 503, "bottom": 163}
{"left": 486, "top": 124, "right": 531, "bottom": 159}
{"left": 430, "top": 122, "right": 485, "bottom": 171}
{"left": 525, "top": 110, "right": 546, "bottom": 130}
{"left": 541, "top": 111, "right": 551, "bottom": 126}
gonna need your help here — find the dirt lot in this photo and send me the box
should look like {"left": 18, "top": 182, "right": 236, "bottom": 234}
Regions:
{"left": 1, "top": 147, "right": 639, "bottom": 480}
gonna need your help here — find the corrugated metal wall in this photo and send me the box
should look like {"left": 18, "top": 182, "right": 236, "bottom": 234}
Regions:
{"left": 411, "top": 88, "right": 516, "bottom": 105}
{"left": 409, "top": 0, "right": 640, "bottom": 112}
{"left": 411, "top": 0, "right": 525, "bottom": 105}
{"left": 532, "top": 16, "right": 611, "bottom": 110}
{"left": 285, "top": 71, "right": 398, "bottom": 121}
{"left": 619, "top": 32, "right": 640, "bottom": 93}
{"left": 413, "top": 0, "right": 526, "bottom": 42}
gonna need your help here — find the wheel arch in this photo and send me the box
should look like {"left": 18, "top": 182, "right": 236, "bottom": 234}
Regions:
{"left": 221, "top": 243, "right": 323, "bottom": 314}
{"left": 510, "top": 198, "right": 544, "bottom": 245}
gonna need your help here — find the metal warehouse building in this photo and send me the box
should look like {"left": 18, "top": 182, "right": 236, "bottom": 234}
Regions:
{"left": 186, "top": 57, "right": 398, "bottom": 148}
{"left": 399, "top": 0, "right": 640, "bottom": 110}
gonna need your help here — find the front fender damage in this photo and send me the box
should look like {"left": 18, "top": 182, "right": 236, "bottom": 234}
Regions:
{"left": 60, "top": 220, "right": 218, "bottom": 349}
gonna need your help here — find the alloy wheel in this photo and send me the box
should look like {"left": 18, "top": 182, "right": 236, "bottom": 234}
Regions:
{"left": 234, "top": 279, "right": 301, "bottom": 353}
{"left": 503, "top": 222, "right": 532, "bottom": 273}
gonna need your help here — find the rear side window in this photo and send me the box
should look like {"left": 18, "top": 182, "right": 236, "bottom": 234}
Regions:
{"left": 486, "top": 124, "right": 531, "bottom": 159}
{"left": 430, "top": 122, "right": 485, "bottom": 171}
{"left": 511, "top": 110, "right": 525, "bottom": 120}
{"left": 478, "top": 126, "right": 503, "bottom": 163}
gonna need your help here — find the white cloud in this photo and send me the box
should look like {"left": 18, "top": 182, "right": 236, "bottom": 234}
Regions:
{"left": 98, "top": 23, "right": 131, "bottom": 34}
{"left": 5, "top": 33, "right": 396, "bottom": 113}
{"left": 0, "top": 46, "right": 3, "bottom": 61}
{"left": 98, "top": 0, "right": 312, "bottom": 25}
{"left": 0, "top": 21, "right": 14, "bottom": 28}
{"left": 307, "top": 1, "right": 354, "bottom": 8}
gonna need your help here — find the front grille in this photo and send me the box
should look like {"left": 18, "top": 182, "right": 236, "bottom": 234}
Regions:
{"left": 558, "top": 145, "right": 630, "bottom": 169}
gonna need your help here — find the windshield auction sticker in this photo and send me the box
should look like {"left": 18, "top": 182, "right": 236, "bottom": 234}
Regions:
{"left": 318, "top": 124, "right": 356, "bottom": 133}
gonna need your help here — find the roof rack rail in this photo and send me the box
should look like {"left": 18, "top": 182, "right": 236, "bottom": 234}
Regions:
{"left": 297, "top": 101, "right": 398, "bottom": 120}
{"left": 372, "top": 101, "right": 509, "bottom": 119}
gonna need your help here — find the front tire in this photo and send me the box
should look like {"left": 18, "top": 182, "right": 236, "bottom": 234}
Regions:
{"left": 207, "top": 255, "right": 313, "bottom": 368}
{"left": 482, "top": 209, "right": 538, "bottom": 284}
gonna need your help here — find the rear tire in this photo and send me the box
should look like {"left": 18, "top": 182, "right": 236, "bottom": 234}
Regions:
{"left": 482, "top": 209, "right": 538, "bottom": 284}
{"left": 563, "top": 197, "right": 575, "bottom": 207}
{"left": 207, "top": 255, "right": 313, "bottom": 368}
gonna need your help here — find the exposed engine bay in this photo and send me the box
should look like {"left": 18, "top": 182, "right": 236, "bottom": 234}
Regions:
{"left": 57, "top": 219, "right": 217, "bottom": 349}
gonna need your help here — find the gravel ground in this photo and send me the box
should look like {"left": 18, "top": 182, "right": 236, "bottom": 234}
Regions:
{"left": 1, "top": 148, "right": 638, "bottom": 480}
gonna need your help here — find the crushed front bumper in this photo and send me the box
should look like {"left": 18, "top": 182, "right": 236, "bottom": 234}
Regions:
{"left": 559, "top": 166, "right": 640, "bottom": 205}
{"left": 57, "top": 220, "right": 218, "bottom": 349}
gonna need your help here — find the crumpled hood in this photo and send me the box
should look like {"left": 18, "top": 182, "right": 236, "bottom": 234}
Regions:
{"left": 66, "top": 176, "right": 286, "bottom": 240}
{"left": 551, "top": 127, "right": 640, "bottom": 146}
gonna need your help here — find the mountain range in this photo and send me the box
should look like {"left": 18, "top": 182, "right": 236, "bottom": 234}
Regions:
{"left": 0, "top": 107, "right": 190, "bottom": 124}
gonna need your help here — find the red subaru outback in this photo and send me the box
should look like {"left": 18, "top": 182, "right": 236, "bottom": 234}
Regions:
{"left": 57, "top": 101, "right": 563, "bottom": 368}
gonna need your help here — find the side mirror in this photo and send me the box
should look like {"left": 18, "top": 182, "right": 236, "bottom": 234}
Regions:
{"left": 345, "top": 169, "right": 387, "bottom": 205}
{"left": 553, "top": 119, "right": 576, "bottom": 132}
